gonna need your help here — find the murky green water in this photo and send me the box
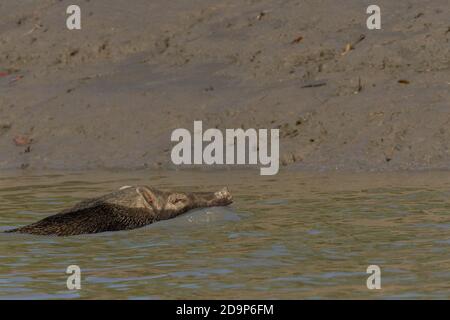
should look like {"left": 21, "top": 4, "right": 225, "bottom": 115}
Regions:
{"left": 0, "top": 170, "right": 449, "bottom": 299}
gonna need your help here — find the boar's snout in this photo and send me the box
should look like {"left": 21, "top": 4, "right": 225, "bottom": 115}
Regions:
{"left": 212, "top": 187, "right": 233, "bottom": 206}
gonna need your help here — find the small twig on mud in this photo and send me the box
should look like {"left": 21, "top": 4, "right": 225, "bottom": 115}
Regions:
{"left": 301, "top": 81, "right": 327, "bottom": 88}
{"left": 341, "top": 43, "right": 353, "bottom": 55}
{"left": 256, "top": 12, "right": 266, "bottom": 20}
{"left": 23, "top": 23, "right": 42, "bottom": 36}
{"left": 354, "top": 77, "right": 363, "bottom": 94}
{"left": 9, "top": 75, "right": 24, "bottom": 84}
{"left": 342, "top": 34, "right": 366, "bottom": 55}
{"left": 291, "top": 36, "right": 303, "bottom": 44}
{"left": 353, "top": 34, "right": 366, "bottom": 46}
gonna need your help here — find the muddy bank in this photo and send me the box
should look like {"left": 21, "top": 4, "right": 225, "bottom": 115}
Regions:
{"left": 0, "top": 0, "right": 449, "bottom": 171}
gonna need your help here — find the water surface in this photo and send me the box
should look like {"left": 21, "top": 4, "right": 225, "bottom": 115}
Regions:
{"left": 0, "top": 170, "right": 449, "bottom": 299}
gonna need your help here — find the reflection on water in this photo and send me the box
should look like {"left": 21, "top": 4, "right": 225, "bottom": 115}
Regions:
{"left": 0, "top": 169, "right": 449, "bottom": 299}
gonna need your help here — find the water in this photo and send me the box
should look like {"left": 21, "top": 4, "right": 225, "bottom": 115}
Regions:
{"left": 0, "top": 169, "right": 449, "bottom": 299}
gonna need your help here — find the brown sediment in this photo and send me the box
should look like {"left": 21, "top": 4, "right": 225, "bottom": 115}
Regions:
{"left": 0, "top": 0, "right": 449, "bottom": 172}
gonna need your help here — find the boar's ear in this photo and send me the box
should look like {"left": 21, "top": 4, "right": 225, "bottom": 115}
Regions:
{"left": 137, "top": 187, "right": 158, "bottom": 206}
{"left": 137, "top": 187, "right": 166, "bottom": 211}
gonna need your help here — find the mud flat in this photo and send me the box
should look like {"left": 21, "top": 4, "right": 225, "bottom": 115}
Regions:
{"left": 0, "top": 0, "right": 449, "bottom": 171}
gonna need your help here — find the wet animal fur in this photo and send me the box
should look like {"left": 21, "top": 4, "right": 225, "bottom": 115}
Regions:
{"left": 5, "top": 186, "right": 232, "bottom": 236}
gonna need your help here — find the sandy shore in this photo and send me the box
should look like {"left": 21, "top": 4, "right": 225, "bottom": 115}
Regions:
{"left": 0, "top": 0, "right": 449, "bottom": 171}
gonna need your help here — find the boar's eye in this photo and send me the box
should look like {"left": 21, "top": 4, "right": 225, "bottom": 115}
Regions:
{"left": 170, "top": 194, "right": 186, "bottom": 204}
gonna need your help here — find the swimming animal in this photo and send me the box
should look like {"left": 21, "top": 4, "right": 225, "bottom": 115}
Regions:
{"left": 5, "top": 186, "right": 233, "bottom": 236}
